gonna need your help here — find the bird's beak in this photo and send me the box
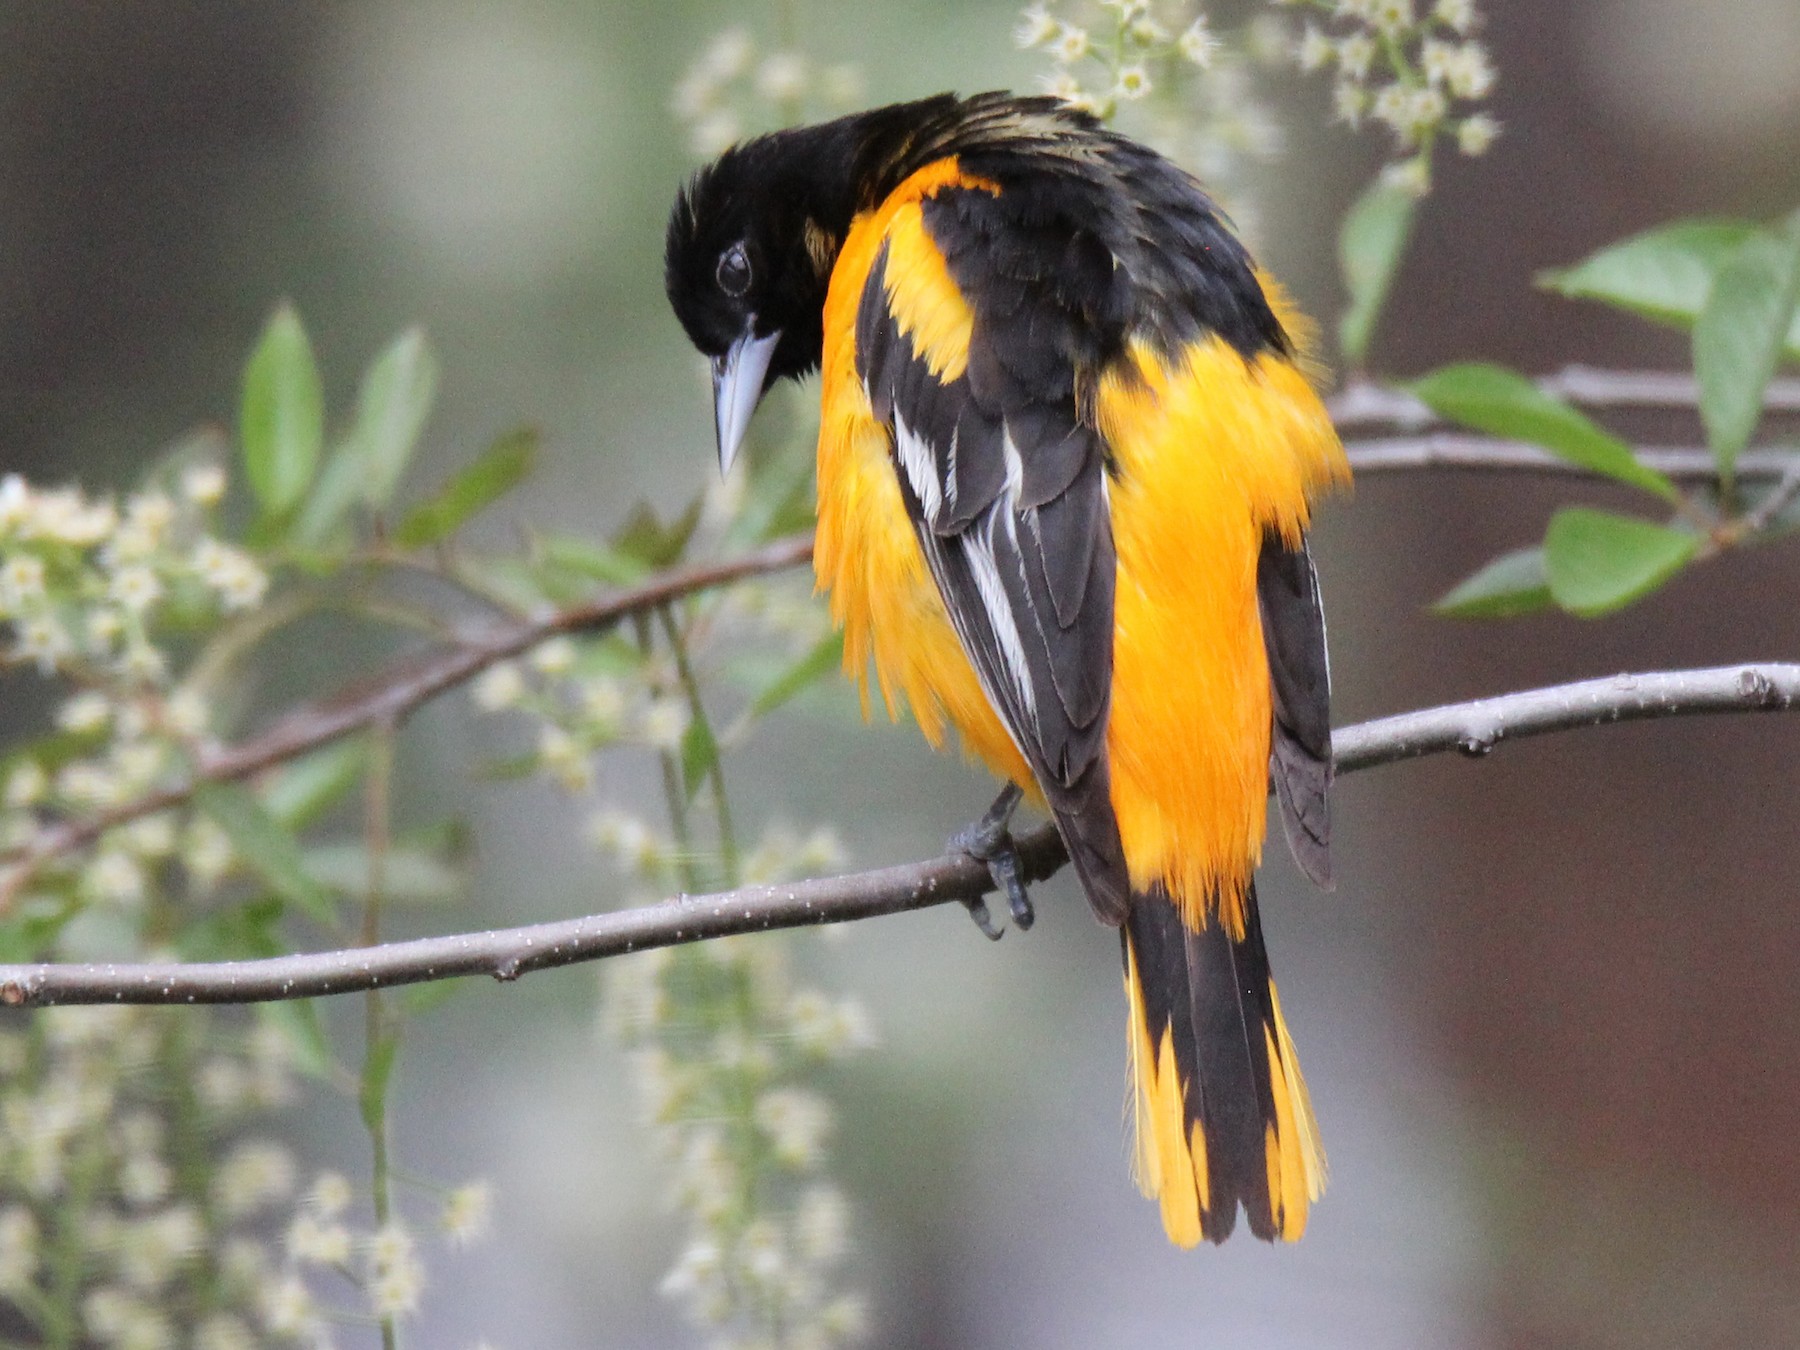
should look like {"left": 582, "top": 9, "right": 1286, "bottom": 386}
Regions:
{"left": 711, "top": 323, "right": 782, "bottom": 475}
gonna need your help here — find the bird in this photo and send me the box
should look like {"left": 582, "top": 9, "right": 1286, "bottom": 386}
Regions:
{"left": 664, "top": 91, "right": 1348, "bottom": 1246}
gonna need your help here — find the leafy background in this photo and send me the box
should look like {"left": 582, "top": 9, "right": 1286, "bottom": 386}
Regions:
{"left": 4, "top": 0, "right": 1800, "bottom": 1346}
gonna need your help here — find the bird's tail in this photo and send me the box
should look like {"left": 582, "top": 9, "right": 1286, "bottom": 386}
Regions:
{"left": 1121, "top": 881, "right": 1326, "bottom": 1245}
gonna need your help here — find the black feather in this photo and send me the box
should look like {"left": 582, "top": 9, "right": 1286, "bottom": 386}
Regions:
{"left": 1258, "top": 530, "right": 1334, "bottom": 889}
{"left": 1123, "top": 885, "right": 1289, "bottom": 1243}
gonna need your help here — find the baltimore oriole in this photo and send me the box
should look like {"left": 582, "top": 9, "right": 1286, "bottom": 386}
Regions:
{"left": 665, "top": 92, "right": 1347, "bottom": 1245}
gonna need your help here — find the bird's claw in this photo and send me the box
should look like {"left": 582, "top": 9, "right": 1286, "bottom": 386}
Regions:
{"left": 951, "top": 784, "right": 1033, "bottom": 939}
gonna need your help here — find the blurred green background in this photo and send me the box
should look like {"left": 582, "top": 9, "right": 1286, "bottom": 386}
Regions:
{"left": 5, "top": 1, "right": 1800, "bottom": 1346}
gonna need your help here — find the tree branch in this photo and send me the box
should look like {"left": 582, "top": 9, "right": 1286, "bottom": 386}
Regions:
{"left": 6, "top": 661, "right": 1795, "bottom": 1009}
{"left": 1329, "top": 365, "right": 1800, "bottom": 430}
{"left": 1344, "top": 437, "right": 1794, "bottom": 481}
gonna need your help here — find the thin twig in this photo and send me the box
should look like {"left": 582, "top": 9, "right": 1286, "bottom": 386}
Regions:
{"left": 0, "top": 534, "right": 815, "bottom": 907}
{"left": 1734, "top": 455, "right": 1800, "bottom": 538}
{"left": 5, "top": 662, "right": 1795, "bottom": 1009}
{"left": 1344, "top": 436, "right": 1794, "bottom": 481}
{"left": 1329, "top": 366, "right": 1800, "bottom": 431}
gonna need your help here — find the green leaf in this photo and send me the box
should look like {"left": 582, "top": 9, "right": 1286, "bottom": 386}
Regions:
{"left": 262, "top": 739, "right": 369, "bottom": 831}
{"left": 196, "top": 782, "right": 337, "bottom": 925}
{"left": 1433, "top": 546, "right": 1554, "bottom": 618}
{"left": 240, "top": 303, "right": 324, "bottom": 519}
{"left": 1693, "top": 214, "right": 1800, "bottom": 484}
{"left": 614, "top": 495, "right": 704, "bottom": 569}
{"left": 1540, "top": 220, "right": 1757, "bottom": 329}
{"left": 680, "top": 714, "right": 719, "bottom": 801}
{"left": 360, "top": 1032, "right": 400, "bottom": 1134}
{"left": 255, "top": 999, "right": 335, "bottom": 1079}
{"left": 353, "top": 327, "right": 439, "bottom": 508}
{"left": 1543, "top": 507, "right": 1698, "bottom": 616}
{"left": 748, "top": 631, "right": 845, "bottom": 719}
{"left": 1411, "top": 362, "right": 1678, "bottom": 500}
{"left": 394, "top": 426, "right": 537, "bottom": 548}
{"left": 1337, "top": 181, "right": 1419, "bottom": 366}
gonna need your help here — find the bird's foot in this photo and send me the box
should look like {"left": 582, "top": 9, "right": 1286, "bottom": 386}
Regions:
{"left": 950, "top": 784, "right": 1032, "bottom": 940}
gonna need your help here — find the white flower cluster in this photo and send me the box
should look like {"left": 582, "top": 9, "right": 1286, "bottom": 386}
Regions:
{"left": 2, "top": 679, "right": 237, "bottom": 910}
{"left": 260, "top": 1165, "right": 494, "bottom": 1340}
{"left": 672, "top": 26, "right": 866, "bottom": 158}
{"left": 0, "top": 1007, "right": 321, "bottom": 1347}
{"left": 1019, "top": 1, "right": 1230, "bottom": 121}
{"left": 1015, "top": 1, "right": 1285, "bottom": 238}
{"left": 0, "top": 468, "right": 266, "bottom": 682}
{"left": 1292, "top": 0, "right": 1498, "bottom": 192}
{"left": 608, "top": 920, "right": 875, "bottom": 1348}
{"left": 471, "top": 634, "right": 701, "bottom": 798}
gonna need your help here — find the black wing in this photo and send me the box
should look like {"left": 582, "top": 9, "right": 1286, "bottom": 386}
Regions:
{"left": 1257, "top": 530, "right": 1334, "bottom": 888}
{"left": 856, "top": 231, "right": 1130, "bottom": 924}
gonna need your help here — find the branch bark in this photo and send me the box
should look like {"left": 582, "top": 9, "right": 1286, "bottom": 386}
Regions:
{"left": 6, "top": 662, "right": 1795, "bottom": 1009}
{"left": 1329, "top": 365, "right": 1800, "bottom": 430}
{"left": 1344, "top": 437, "right": 1794, "bottom": 482}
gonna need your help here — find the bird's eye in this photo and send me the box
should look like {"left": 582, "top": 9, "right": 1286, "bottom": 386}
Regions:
{"left": 716, "top": 243, "right": 752, "bottom": 297}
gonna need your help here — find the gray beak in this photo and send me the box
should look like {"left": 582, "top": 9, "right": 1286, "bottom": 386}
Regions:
{"left": 711, "top": 324, "right": 782, "bottom": 474}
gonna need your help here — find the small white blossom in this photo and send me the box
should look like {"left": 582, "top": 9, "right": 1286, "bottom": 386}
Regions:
{"left": 182, "top": 463, "right": 228, "bottom": 506}
{"left": 529, "top": 636, "right": 576, "bottom": 675}
{"left": 287, "top": 1211, "right": 354, "bottom": 1266}
{"left": 1337, "top": 33, "right": 1377, "bottom": 80}
{"left": 1052, "top": 25, "right": 1090, "bottom": 62}
{"left": 754, "top": 1088, "right": 834, "bottom": 1169}
{"left": 641, "top": 697, "right": 689, "bottom": 751}
{"left": 366, "top": 1223, "right": 425, "bottom": 1318}
{"left": 1381, "top": 154, "right": 1432, "bottom": 194}
{"left": 214, "top": 1140, "right": 296, "bottom": 1220}
{"left": 163, "top": 687, "right": 209, "bottom": 738}
{"left": 537, "top": 724, "right": 593, "bottom": 793}
{"left": 4, "top": 759, "right": 47, "bottom": 809}
{"left": 109, "top": 564, "right": 162, "bottom": 613}
{"left": 754, "top": 52, "right": 808, "bottom": 104}
{"left": 1014, "top": 3, "right": 1059, "bottom": 49}
{"left": 1457, "top": 112, "right": 1500, "bottom": 155}
{"left": 84, "top": 849, "right": 146, "bottom": 904}
{"left": 1297, "top": 24, "right": 1335, "bottom": 71}
{"left": 700, "top": 27, "right": 755, "bottom": 82}
{"left": 1434, "top": 0, "right": 1477, "bottom": 33}
{"left": 122, "top": 813, "right": 176, "bottom": 859}
{"left": 441, "top": 1181, "right": 494, "bottom": 1247}
{"left": 1177, "top": 17, "right": 1219, "bottom": 67}
{"left": 1371, "top": 0, "right": 1414, "bottom": 33}
{"left": 472, "top": 661, "right": 525, "bottom": 711}
{"left": 0, "top": 475, "right": 29, "bottom": 533}
{"left": 182, "top": 817, "right": 235, "bottom": 889}
{"left": 1114, "top": 64, "right": 1153, "bottom": 100}
{"left": 1444, "top": 41, "right": 1494, "bottom": 98}
{"left": 261, "top": 1273, "right": 316, "bottom": 1336}
{"left": 1333, "top": 79, "right": 1371, "bottom": 126}
{"left": 1128, "top": 15, "right": 1170, "bottom": 45}
{"left": 0, "top": 1206, "right": 39, "bottom": 1294}
{"left": 308, "top": 1171, "right": 355, "bottom": 1218}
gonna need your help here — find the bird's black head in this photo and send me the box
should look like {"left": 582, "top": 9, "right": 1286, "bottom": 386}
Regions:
{"left": 665, "top": 122, "right": 863, "bottom": 471}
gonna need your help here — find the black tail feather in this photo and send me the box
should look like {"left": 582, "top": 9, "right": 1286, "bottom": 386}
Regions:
{"left": 1121, "top": 881, "right": 1323, "bottom": 1244}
